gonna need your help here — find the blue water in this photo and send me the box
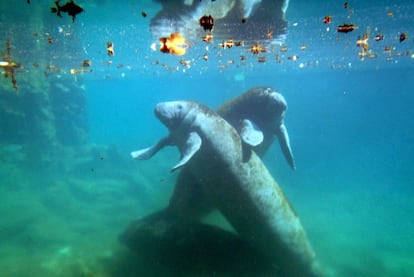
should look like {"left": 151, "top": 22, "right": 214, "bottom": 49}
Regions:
{"left": 0, "top": 0, "right": 413, "bottom": 276}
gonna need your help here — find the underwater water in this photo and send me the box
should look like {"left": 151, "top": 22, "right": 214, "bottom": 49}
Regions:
{"left": 1, "top": 0, "right": 413, "bottom": 276}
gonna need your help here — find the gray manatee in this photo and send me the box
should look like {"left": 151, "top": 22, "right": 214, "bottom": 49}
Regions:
{"left": 217, "top": 86, "right": 295, "bottom": 169}
{"left": 132, "top": 100, "right": 322, "bottom": 277}
{"left": 132, "top": 87, "right": 295, "bottom": 219}
{"left": 166, "top": 86, "right": 295, "bottom": 220}
{"left": 132, "top": 86, "right": 295, "bottom": 168}
{"left": 131, "top": 86, "right": 295, "bottom": 223}
{"left": 151, "top": 0, "right": 289, "bottom": 44}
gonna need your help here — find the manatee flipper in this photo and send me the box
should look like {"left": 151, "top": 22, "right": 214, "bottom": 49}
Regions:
{"left": 240, "top": 119, "right": 264, "bottom": 147}
{"left": 276, "top": 124, "right": 296, "bottom": 170}
{"left": 172, "top": 131, "right": 202, "bottom": 172}
{"left": 131, "top": 136, "right": 172, "bottom": 160}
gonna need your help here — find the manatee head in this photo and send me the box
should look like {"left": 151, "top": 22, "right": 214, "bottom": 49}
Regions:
{"left": 238, "top": 87, "right": 287, "bottom": 126}
{"left": 261, "top": 87, "right": 287, "bottom": 115}
{"left": 154, "top": 101, "right": 193, "bottom": 129}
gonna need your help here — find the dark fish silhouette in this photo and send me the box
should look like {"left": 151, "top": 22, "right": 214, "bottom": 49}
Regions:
{"left": 51, "top": 0, "right": 83, "bottom": 23}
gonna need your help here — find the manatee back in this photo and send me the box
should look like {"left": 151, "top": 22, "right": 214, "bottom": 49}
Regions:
{"left": 189, "top": 148, "right": 319, "bottom": 277}
{"left": 217, "top": 87, "right": 286, "bottom": 156}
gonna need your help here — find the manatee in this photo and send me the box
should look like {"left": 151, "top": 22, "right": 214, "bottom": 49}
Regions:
{"left": 132, "top": 100, "right": 323, "bottom": 276}
{"left": 217, "top": 86, "right": 295, "bottom": 170}
{"left": 132, "top": 87, "right": 295, "bottom": 220}
{"left": 132, "top": 87, "right": 295, "bottom": 169}
{"left": 165, "top": 86, "right": 295, "bottom": 220}
{"left": 150, "top": 0, "right": 289, "bottom": 45}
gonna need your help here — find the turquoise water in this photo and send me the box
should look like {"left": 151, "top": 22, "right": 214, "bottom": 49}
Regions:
{"left": 1, "top": 1, "right": 413, "bottom": 276}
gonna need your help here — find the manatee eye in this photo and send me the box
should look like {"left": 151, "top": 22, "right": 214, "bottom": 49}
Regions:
{"left": 172, "top": 103, "right": 183, "bottom": 120}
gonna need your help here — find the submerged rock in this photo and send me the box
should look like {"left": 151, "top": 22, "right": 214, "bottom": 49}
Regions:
{"left": 118, "top": 210, "right": 276, "bottom": 277}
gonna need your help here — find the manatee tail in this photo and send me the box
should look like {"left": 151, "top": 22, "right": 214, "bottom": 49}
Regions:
{"left": 276, "top": 124, "right": 296, "bottom": 170}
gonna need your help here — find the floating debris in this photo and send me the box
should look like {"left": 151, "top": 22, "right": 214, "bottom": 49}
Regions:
{"left": 394, "top": 51, "right": 411, "bottom": 57}
{"left": 159, "top": 33, "right": 188, "bottom": 56}
{"left": 141, "top": 11, "right": 147, "bottom": 18}
{"left": 323, "top": 16, "right": 332, "bottom": 24}
{"left": 0, "top": 39, "right": 21, "bottom": 91}
{"left": 257, "top": 56, "right": 266, "bottom": 63}
{"left": 51, "top": 0, "right": 84, "bottom": 23}
{"left": 337, "top": 24, "right": 357, "bottom": 33}
{"left": 384, "top": 45, "right": 392, "bottom": 55}
{"left": 199, "top": 15, "right": 214, "bottom": 31}
{"left": 249, "top": 43, "right": 266, "bottom": 54}
{"left": 287, "top": 55, "right": 299, "bottom": 61}
{"left": 356, "top": 35, "right": 369, "bottom": 51}
{"left": 399, "top": 33, "right": 407, "bottom": 42}
{"left": 358, "top": 49, "right": 377, "bottom": 60}
{"left": 45, "top": 63, "right": 61, "bottom": 76}
{"left": 179, "top": 60, "right": 191, "bottom": 68}
{"left": 301, "top": 44, "right": 307, "bottom": 51}
{"left": 344, "top": 2, "right": 349, "bottom": 9}
{"left": 82, "top": 60, "right": 92, "bottom": 67}
{"left": 219, "top": 39, "right": 234, "bottom": 49}
{"left": 266, "top": 30, "right": 273, "bottom": 39}
{"left": 107, "top": 42, "right": 114, "bottom": 56}
{"left": 202, "top": 33, "right": 213, "bottom": 43}
{"left": 280, "top": 45, "right": 288, "bottom": 52}
{"left": 235, "top": 41, "right": 244, "bottom": 47}
{"left": 374, "top": 35, "right": 384, "bottom": 41}
{"left": 70, "top": 68, "right": 90, "bottom": 75}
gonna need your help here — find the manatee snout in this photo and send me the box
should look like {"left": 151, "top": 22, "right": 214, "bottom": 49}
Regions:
{"left": 268, "top": 91, "right": 287, "bottom": 112}
{"left": 154, "top": 102, "right": 177, "bottom": 126}
{"left": 155, "top": 101, "right": 191, "bottom": 128}
{"left": 154, "top": 102, "right": 169, "bottom": 120}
